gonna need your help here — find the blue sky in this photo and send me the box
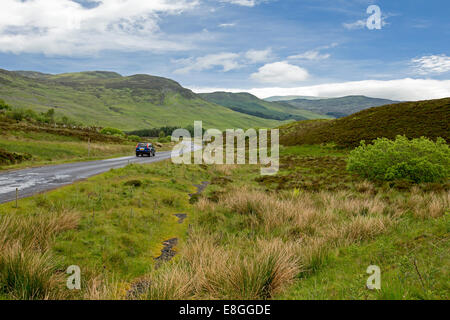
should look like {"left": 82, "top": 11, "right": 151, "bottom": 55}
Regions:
{"left": 0, "top": 0, "right": 449, "bottom": 100}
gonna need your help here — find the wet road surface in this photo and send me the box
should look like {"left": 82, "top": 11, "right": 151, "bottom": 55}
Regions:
{"left": 0, "top": 151, "right": 172, "bottom": 204}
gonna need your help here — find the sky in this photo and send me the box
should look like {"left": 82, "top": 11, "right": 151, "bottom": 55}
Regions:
{"left": 0, "top": 0, "right": 449, "bottom": 100}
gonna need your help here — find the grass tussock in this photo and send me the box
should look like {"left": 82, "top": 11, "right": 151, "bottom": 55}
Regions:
{"left": 0, "top": 211, "right": 80, "bottom": 250}
{"left": 83, "top": 275, "right": 124, "bottom": 300}
{"left": 144, "top": 235, "right": 300, "bottom": 300}
{"left": 402, "top": 188, "right": 449, "bottom": 219}
{"left": 139, "top": 185, "right": 449, "bottom": 300}
{"left": 0, "top": 210, "right": 80, "bottom": 299}
{"left": 0, "top": 244, "right": 64, "bottom": 300}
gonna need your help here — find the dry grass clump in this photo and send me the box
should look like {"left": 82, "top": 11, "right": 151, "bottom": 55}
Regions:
{"left": 213, "top": 164, "right": 238, "bottom": 176}
{"left": 0, "top": 244, "right": 65, "bottom": 299}
{"left": 0, "top": 210, "right": 80, "bottom": 299}
{"left": 355, "top": 180, "right": 376, "bottom": 194}
{"left": 400, "top": 189, "right": 449, "bottom": 219}
{"left": 143, "top": 235, "right": 300, "bottom": 300}
{"left": 327, "top": 216, "right": 392, "bottom": 244}
{"left": 215, "top": 187, "right": 392, "bottom": 238}
{"left": 145, "top": 266, "right": 195, "bottom": 300}
{"left": 83, "top": 275, "right": 124, "bottom": 300}
{"left": 0, "top": 210, "right": 80, "bottom": 251}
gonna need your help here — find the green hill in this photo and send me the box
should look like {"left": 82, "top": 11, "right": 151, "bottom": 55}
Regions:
{"left": 283, "top": 95, "right": 399, "bottom": 118}
{"left": 0, "top": 69, "right": 282, "bottom": 130}
{"left": 280, "top": 98, "right": 450, "bottom": 148}
{"left": 199, "top": 91, "right": 330, "bottom": 121}
{"left": 264, "top": 95, "right": 327, "bottom": 102}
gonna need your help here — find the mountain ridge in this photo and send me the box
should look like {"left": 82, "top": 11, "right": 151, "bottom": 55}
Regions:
{"left": 0, "top": 69, "right": 282, "bottom": 130}
{"left": 282, "top": 95, "right": 400, "bottom": 118}
{"left": 199, "top": 91, "right": 331, "bottom": 121}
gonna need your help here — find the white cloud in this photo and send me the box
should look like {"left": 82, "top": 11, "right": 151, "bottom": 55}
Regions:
{"left": 192, "top": 79, "right": 450, "bottom": 101}
{"left": 342, "top": 19, "right": 366, "bottom": 30}
{"left": 412, "top": 55, "right": 450, "bottom": 75}
{"left": 219, "top": 23, "right": 236, "bottom": 28}
{"left": 174, "top": 52, "right": 241, "bottom": 74}
{"left": 250, "top": 61, "right": 309, "bottom": 85}
{"left": 343, "top": 14, "right": 389, "bottom": 30}
{"left": 288, "top": 50, "right": 330, "bottom": 61}
{"left": 0, "top": 0, "right": 199, "bottom": 55}
{"left": 220, "top": 0, "right": 256, "bottom": 7}
{"left": 245, "top": 48, "right": 273, "bottom": 63}
{"left": 175, "top": 48, "right": 272, "bottom": 74}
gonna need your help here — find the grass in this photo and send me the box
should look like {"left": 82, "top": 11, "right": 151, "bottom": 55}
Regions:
{"left": 0, "top": 130, "right": 135, "bottom": 170}
{"left": 0, "top": 210, "right": 80, "bottom": 299}
{"left": 132, "top": 161, "right": 448, "bottom": 300}
{"left": 0, "top": 160, "right": 213, "bottom": 299}
{"left": 278, "top": 213, "right": 449, "bottom": 300}
{"left": 0, "top": 143, "right": 448, "bottom": 300}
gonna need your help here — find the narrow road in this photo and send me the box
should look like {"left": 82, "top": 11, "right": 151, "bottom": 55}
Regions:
{"left": 0, "top": 151, "right": 173, "bottom": 204}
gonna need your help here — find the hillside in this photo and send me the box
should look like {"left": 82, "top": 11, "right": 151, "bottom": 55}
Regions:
{"left": 280, "top": 98, "right": 450, "bottom": 148}
{"left": 199, "top": 91, "right": 330, "bottom": 121}
{"left": 264, "top": 95, "right": 327, "bottom": 102}
{"left": 0, "top": 69, "right": 281, "bottom": 130}
{"left": 283, "top": 95, "right": 399, "bottom": 118}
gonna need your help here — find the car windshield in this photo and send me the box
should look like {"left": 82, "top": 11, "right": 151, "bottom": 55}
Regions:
{"left": 138, "top": 143, "right": 147, "bottom": 147}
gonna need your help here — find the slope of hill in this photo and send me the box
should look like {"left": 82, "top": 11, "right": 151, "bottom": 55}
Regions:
{"left": 0, "top": 69, "right": 281, "bottom": 130}
{"left": 264, "top": 95, "right": 327, "bottom": 102}
{"left": 280, "top": 98, "right": 450, "bottom": 148}
{"left": 284, "top": 95, "right": 399, "bottom": 118}
{"left": 199, "top": 91, "right": 331, "bottom": 121}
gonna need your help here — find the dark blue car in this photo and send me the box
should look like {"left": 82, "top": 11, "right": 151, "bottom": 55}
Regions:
{"left": 136, "top": 142, "right": 156, "bottom": 157}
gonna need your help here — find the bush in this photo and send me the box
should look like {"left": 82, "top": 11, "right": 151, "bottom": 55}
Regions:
{"left": 100, "top": 127, "right": 124, "bottom": 137}
{"left": 127, "top": 135, "right": 140, "bottom": 142}
{"left": 347, "top": 136, "right": 449, "bottom": 183}
{"left": 0, "top": 99, "right": 11, "bottom": 111}
{"left": 158, "top": 135, "right": 171, "bottom": 143}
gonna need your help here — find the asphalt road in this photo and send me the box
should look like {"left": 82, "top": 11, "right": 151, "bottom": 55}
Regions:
{"left": 0, "top": 151, "right": 173, "bottom": 204}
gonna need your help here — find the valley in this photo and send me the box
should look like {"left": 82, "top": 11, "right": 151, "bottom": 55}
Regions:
{"left": 0, "top": 95, "right": 448, "bottom": 300}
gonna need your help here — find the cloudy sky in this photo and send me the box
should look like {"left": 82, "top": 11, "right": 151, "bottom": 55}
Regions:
{"left": 0, "top": 0, "right": 449, "bottom": 100}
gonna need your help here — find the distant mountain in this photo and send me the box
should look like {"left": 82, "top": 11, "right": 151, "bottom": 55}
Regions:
{"left": 199, "top": 92, "right": 331, "bottom": 121}
{"left": 0, "top": 69, "right": 282, "bottom": 130}
{"left": 264, "top": 95, "right": 327, "bottom": 102}
{"left": 280, "top": 98, "right": 450, "bottom": 148}
{"left": 283, "top": 95, "right": 400, "bottom": 118}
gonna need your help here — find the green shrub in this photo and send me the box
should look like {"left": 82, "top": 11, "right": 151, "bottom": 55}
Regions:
{"left": 347, "top": 136, "right": 449, "bottom": 183}
{"left": 127, "top": 135, "right": 140, "bottom": 142}
{"left": 158, "top": 135, "right": 171, "bottom": 143}
{"left": 100, "top": 127, "right": 124, "bottom": 136}
{"left": 0, "top": 99, "right": 11, "bottom": 111}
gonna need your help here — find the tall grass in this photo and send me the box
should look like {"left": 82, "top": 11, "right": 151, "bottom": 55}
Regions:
{"left": 139, "top": 187, "right": 449, "bottom": 300}
{"left": 0, "top": 210, "right": 80, "bottom": 299}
